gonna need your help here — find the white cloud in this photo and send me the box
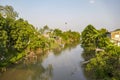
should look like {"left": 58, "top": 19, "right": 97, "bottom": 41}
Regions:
{"left": 89, "top": 0, "right": 95, "bottom": 4}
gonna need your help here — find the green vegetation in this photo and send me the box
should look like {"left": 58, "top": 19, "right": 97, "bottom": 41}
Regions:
{"left": 0, "top": 5, "right": 80, "bottom": 68}
{"left": 81, "top": 25, "right": 120, "bottom": 80}
{"left": 0, "top": 5, "right": 18, "bottom": 19}
{"left": 1, "top": 5, "right": 120, "bottom": 80}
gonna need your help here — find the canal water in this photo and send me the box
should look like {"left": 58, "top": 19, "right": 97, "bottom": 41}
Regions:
{"left": 0, "top": 44, "right": 87, "bottom": 80}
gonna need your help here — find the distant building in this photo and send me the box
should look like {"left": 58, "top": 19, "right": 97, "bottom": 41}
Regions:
{"left": 43, "top": 32, "right": 50, "bottom": 38}
{"left": 110, "top": 30, "right": 120, "bottom": 46}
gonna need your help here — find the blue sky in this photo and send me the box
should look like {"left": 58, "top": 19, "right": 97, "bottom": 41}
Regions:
{"left": 0, "top": 0, "right": 120, "bottom": 31}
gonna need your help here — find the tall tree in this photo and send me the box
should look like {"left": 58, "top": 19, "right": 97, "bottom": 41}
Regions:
{"left": 81, "top": 24, "right": 98, "bottom": 50}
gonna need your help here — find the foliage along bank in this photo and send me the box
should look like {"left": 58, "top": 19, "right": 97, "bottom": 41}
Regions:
{"left": 0, "top": 5, "right": 80, "bottom": 68}
{"left": 81, "top": 25, "right": 120, "bottom": 80}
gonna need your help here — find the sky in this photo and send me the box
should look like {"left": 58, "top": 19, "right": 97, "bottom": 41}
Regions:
{"left": 0, "top": 0, "right": 120, "bottom": 32}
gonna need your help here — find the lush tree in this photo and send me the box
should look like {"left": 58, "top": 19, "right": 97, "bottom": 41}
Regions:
{"left": 82, "top": 25, "right": 120, "bottom": 80}
{"left": 0, "top": 5, "right": 18, "bottom": 19}
{"left": 53, "top": 28, "right": 62, "bottom": 36}
{"left": 0, "top": 14, "right": 36, "bottom": 66}
{"left": 95, "top": 28, "right": 112, "bottom": 49}
{"left": 43, "top": 25, "right": 49, "bottom": 31}
{"left": 61, "top": 30, "right": 80, "bottom": 45}
{"left": 86, "top": 45, "right": 120, "bottom": 80}
{"left": 0, "top": 5, "right": 81, "bottom": 68}
{"left": 81, "top": 24, "right": 98, "bottom": 50}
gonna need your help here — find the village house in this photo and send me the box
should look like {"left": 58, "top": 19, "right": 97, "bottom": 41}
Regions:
{"left": 43, "top": 32, "right": 50, "bottom": 38}
{"left": 110, "top": 30, "right": 120, "bottom": 46}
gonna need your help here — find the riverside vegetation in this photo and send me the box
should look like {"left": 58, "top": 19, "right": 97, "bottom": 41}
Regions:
{"left": 0, "top": 5, "right": 80, "bottom": 70}
{"left": 0, "top": 5, "right": 120, "bottom": 80}
{"left": 81, "top": 25, "right": 120, "bottom": 80}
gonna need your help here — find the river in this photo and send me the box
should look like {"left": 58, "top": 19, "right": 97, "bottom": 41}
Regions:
{"left": 0, "top": 44, "right": 87, "bottom": 80}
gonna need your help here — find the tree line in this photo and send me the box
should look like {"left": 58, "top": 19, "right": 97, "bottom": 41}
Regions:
{"left": 0, "top": 5, "right": 80, "bottom": 68}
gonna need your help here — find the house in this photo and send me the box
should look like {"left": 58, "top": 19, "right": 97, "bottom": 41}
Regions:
{"left": 110, "top": 30, "right": 120, "bottom": 46}
{"left": 43, "top": 32, "right": 50, "bottom": 38}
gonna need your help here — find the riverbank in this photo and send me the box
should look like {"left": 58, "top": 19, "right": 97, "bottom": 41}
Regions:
{"left": 0, "top": 39, "right": 80, "bottom": 73}
{"left": 81, "top": 25, "right": 120, "bottom": 80}
{"left": 0, "top": 6, "right": 81, "bottom": 71}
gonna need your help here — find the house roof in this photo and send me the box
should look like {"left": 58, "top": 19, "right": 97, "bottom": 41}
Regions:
{"left": 110, "top": 29, "right": 120, "bottom": 33}
{"left": 114, "top": 29, "right": 120, "bottom": 31}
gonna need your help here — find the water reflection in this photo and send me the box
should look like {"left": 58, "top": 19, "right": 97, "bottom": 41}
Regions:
{"left": 0, "top": 61, "right": 53, "bottom": 80}
{"left": 42, "top": 44, "right": 87, "bottom": 80}
{"left": 52, "top": 43, "right": 79, "bottom": 56}
{"left": 0, "top": 43, "right": 87, "bottom": 80}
